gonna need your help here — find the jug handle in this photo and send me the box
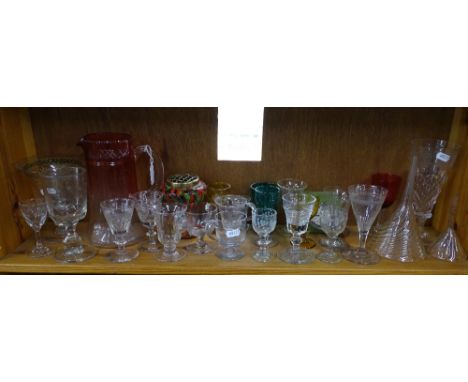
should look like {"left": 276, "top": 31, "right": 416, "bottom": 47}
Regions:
{"left": 134, "top": 145, "right": 165, "bottom": 191}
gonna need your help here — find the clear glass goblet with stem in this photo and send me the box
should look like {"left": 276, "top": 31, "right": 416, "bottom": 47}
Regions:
{"left": 185, "top": 202, "right": 217, "bottom": 255}
{"left": 279, "top": 191, "right": 318, "bottom": 264}
{"left": 155, "top": 202, "right": 187, "bottom": 262}
{"left": 251, "top": 207, "right": 277, "bottom": 262}
{"left": 101, "top": 197, "right": 138, "bottom": 263}
{"left": 18, "top": 198, "right": 53, "bottom": 258}
{"left": 317, "top": 191, "right": 350, "bottom": 264}
{"left": 40, "top": 166, "right": 96, "bottom": 263}
{"left": 343, "top": 184, "right": 387, "bottom": 265}
{"left": 319, "top": 187, "right": 350, "bottom": 251}
{"left": 130, "top": 190, "right": 163, "bottom": 253}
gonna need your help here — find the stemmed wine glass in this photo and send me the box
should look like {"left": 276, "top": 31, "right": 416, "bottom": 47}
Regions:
{"left": 101, "top": 198, "right": 138, "bottom": 263}
{"left": 18, "top": 198, "right": 52, "bottom": 258}
{"left": 40, "top": 166, "right": 96, "bottom": 263}
{"left": 251, "top": 207, "right": 277, "bottom": 262}
{"left": 131, "top": 190, "right": 163, "bottom": 253}
{"left": 185, "top": 202, "right": 217, "bottom": 255}
{"left": 279, "top": 191, "right": 317, "bottom": 264}
{"left": 343, "top": 184, "right": 387, "bottom": 265}
{"left": 319, "top": 187, "right": 349, "bottom": 250}
{"left": 318, "top": 190, "right": 349, "bottom": 263}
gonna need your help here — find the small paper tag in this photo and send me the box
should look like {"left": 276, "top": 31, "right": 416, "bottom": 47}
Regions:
{"left": 436, "top": 152, "right": 450, "bottom": 162}
{"left": 226, "top": 228, "right": 240, "bottom": 238}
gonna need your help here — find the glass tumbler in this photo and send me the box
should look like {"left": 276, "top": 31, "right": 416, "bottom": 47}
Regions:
{"left": 215, "top": 211, "right": 247, "bottom": 261}
{"left": 155, "top": 202, "right": 187, "bottom": 262}
{"left": 250, "top": 182, "right": 281, "bottom": 210}
{"left": 279, "top": 192, "right": 318, "bottom": 264}
{"left": 101, "top": 198, "right": 138, "bottom": 263}
{"left": 18, "top": 198, "right": 52, "bottom": 258}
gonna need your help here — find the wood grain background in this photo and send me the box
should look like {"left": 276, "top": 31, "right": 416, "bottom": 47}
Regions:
{"left": 29, "top": 107, "right": 454, "bottom": 196}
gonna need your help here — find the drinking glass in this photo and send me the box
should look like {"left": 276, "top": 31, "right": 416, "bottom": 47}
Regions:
{"left": 40, "top": 166, "right": 96, "bottom": 263}
{"left": 155, "top": 202, "right": 187, "bottom": 262}
{"left": 251, "top": 208, "right": 277, "bottom": 262}
{"left": 279, "top": 192, "right": 318, "bottom": 264}
{"left": 250, "top": 182, "right": 281, "bottom": 210}
{"left": 215, "top": 211, "right": 247, "bottom": 261}
{"left": 207, "top": 181, "right": 231, "bottom": 203}
{"left": 343, "top": 185, "right": 387, "bottom": 265}
{"left": 131, "top": 190, "right": 163, "bottom": 253}
{"left": 277, "top": 179, "right": 308, "bottom": 195}
{"left": 318, "top": 191, "right": 349, "bottom": 263}
{"left": 412, "top": 139, "right": 460, "bottom": 244}
{"left": 18, "top": 198, "right": 52, "bottom": 258}
{"left": 101, "top": 198, "right": 138, "bottom": 263}
{"left": 185, "top": 202, "right": 217, "bottom": 255}
{"left": 214, "top": 194, "right": 250, "bottom": 214}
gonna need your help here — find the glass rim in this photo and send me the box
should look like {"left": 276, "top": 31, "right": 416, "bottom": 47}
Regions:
{"left": 348, "top": 184, "right": 388, "bottom": 196}
{"left": 281, "top": 191, "right": 317, "bottom": 204}
{"left": 277, "top": 178, "right": 308, "bottom": 189}
{"left": 214, "top": 194, "right": 250, "bottom": 205}
{"left": 215, "top": 210, "right": 247, "bottom": 219}
{"left": 252, "top": 207, "right": 277, "bottom": 216}
{"left": 39, "top": 165, "right": 86, "bottom": 178}
{"left": 187, "top": 202, "right": 217, "bottom": 215}
{"left": 18, "top": 197, "right": 46, "bottom": 206}
{"left": 100, "top": 197, "right": 135, "bottom": 208}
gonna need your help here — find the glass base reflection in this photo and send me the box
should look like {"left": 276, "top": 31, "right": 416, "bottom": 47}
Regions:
{"left": 279, "top": 249, "right": 315, "bottom": 264}
{"left": 343, "top": 248, "right": 380, "bottom": 265}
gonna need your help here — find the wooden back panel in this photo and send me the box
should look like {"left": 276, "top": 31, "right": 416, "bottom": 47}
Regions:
{"left": 30, "top": 107, "right": 453, "bottom": 196}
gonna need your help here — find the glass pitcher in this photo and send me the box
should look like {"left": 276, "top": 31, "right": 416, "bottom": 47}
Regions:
{"left": 78, "top": 132, "right": 165, "bottom": 247}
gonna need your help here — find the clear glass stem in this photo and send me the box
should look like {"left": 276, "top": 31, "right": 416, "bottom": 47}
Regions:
{"left": 195, "top": 234, "right": 206, "bottom": 249}
{"left": 290, "top": 233, "right": 302, "bottom": 251}
{"left": 358, "top": 230, "right": 369, "bottom": 250}
{"left": 34, "top": 230, "right": 44, "bottom": 250}
{"left": 63, "top": 223, "right": 80, "bottom": 244}
{"left": 147, "top": 226, "right": 158, "bottom": 246}
{"left": 163, "top": 243, "right": 177, "bottom": 256}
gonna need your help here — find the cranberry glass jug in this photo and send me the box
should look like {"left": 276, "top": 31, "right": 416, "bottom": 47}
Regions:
{"left": 78, "top": 132, "right": 164, "bottom": 246}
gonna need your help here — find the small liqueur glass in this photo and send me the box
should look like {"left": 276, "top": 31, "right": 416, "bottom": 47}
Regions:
{"left": 101, "top": 198, "right": 138, "bottom": 263}
{"left": 155, "top": 202, "right": 187, "bottom": 262}
{"left": 185, "top": 202, "right": 217, "bottom": 255}
{"left": 215, "top": 210, "right": 247, "bottom": 261}
{"left": 18, "top": 198, "right": 52, "bottom": 258}
{"left": 251, "top": 207, "right": 277, "bottom": 262}
{"left": 317, "top": 191, "right": 350, "bottom": 264}
{"left": 319, "top": 188, "right": 349, "bottom": 250}
{"left": 40, "top": 166, "right": 96, "bottom": 263}
{"left": 131, "top": 190, "right": 163, "bottom": 253}
{"left": 279, "top": 192, "right": 318, "bottom": 264}
{"left": 343, "top": 185, "right": 387, "bottom": 265}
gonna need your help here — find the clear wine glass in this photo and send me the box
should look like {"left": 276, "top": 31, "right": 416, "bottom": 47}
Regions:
{"left": 101, "top": 198, "right": 138, "bottom": 263}
{"left": 343, "top": 184, "right": 387, "bottom": 265}
{"left": 318, "top": 191, "right": 349, "bottom": 264}
{"left": 155, "top": 202, "right": 187, "bottom": 262}
{"left": 18, "top": 198, "right": 52, "bottom": 258}
{"left": 40, "top": 166, "right": 96, "bottom": 263}
{"left": 251, "top": 207, "right": 277, "bottom": 262}
{"left": 277, "top": 179, "right": 308, "bottom": 195}
{"left": 319, "top": 187, "right": 349, "bottom": 250}
{"left": 215, "top": 210, "right": 247, "bottom": 261}
{"left": 185, "top": 202, "right": 217, "bottom": 255}
{"left": 131, "top": 190, "right": 163, "bottom": 253}
{"left": 279, "top": 191, "right": 317, "bottom": 264}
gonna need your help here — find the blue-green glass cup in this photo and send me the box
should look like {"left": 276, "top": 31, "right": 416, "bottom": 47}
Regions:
{"left": 250, "top": 182, "right": 281, "bottom": 210}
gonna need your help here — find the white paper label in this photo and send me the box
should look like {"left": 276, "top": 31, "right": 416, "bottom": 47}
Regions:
{"left": 436, "top": 152, "right": 450, "bottom": 162}
{"left": 226, "top": 228, "right": 240, "bottom": 238}
{"left": 46, "top": 187, "right": 57, "bottom": 195}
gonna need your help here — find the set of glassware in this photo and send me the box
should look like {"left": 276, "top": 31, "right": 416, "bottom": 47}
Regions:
{"left": 15, "top": 135, "right": 465, "bottom": 265}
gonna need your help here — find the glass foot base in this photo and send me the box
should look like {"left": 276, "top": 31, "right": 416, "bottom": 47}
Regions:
{"left": 279, "top": 249, "right": 315, "bottom": 265}
{"left": 156, "top": 250, "right": 186, "bottom": 263}
{"left": 317, "top": 251, "right": 342, "bottom": 264}
{"left": 139, "top": 242, "right": 161, "bottom": 254}
{"left": 252, "top": 250, "right": 274, "bottom": 263}
{"left": 216, "top": 247, "right": 244, "bottom": 261}
{"left": 29, "top": 246, "right": 53, "bottom": 258}
{"left": 185, "top": 242, "right": 213, "bottom": 255}
{"left": 106, "top": 249, "right": 139, "bottom": 263}
{"left": 343, "top": 248, "right": 380, "bottom": 265}
{"left": 254, "top": 238, "right": 278, "bottom": 248}
{"left": 320, "top": 237, "right": 348, "bottom": 250}
{"left": 54, "top": 244, "right": 96, "bottom": 264}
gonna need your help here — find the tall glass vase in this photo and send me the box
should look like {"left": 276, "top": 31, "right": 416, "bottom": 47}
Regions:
{"left": 369, "top": 155, "right": 426, "bottom": 262}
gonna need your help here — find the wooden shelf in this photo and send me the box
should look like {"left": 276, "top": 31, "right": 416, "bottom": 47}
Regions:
{"left": 2, "top": 225, "right": 467, "bottom": 275}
